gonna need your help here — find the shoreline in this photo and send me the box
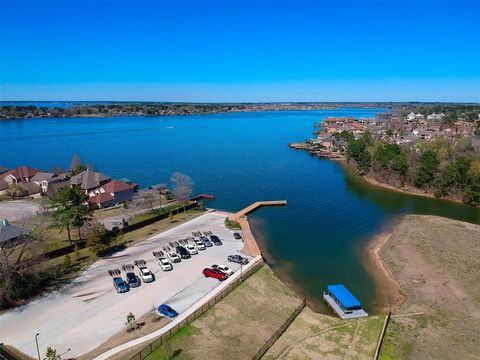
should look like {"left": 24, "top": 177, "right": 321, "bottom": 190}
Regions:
{"left": 362, "top": 225, "right": 406, "bottom": 312}
{"left": 362, "top": 174, "right": 465, "bottom": 205}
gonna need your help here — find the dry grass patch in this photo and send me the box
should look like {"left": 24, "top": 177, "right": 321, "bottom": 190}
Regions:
{"left": 144, "top": 265, "right": 303, "bottom": 360}
{"left": 379, "top": 215, "right": 480, "bottom": 360}
{"left": 263, "top": 307, "right": 384, "bottom": 360}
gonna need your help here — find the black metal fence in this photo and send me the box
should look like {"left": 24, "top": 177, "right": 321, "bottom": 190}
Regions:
{"left": 251, "top": 297, "right": 306, "bottom": 360}
{"left": 128, "top": 259, "right": 266, "bottom": 360}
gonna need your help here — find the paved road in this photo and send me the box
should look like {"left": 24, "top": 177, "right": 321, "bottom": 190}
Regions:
{"left": 0, "top": 200, "right": 40, "bottom": 222}
{"left": 0, "top": 212, "right": 247, "bottom": 358}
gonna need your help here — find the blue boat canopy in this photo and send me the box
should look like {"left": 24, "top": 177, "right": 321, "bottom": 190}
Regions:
{"left": 327, "top": 284, "right": 362, "bottom": 310}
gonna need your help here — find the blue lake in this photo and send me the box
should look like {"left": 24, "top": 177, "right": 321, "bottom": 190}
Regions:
{"left": 1, "top": 109, "right": 478, "bottom": 312}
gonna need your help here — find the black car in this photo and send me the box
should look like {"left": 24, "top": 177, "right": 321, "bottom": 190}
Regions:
{"left": 176, "top": 245, "right": 191, "bottom": 259}
{"left": 126, "top": 272, "right": 141, "bottom": 287}
{"left": 233, "top": 232, "right": 242, "bottom": 240}
{"left": 210, "top": 235, "right": 223, "bottom": 246}
{"left": 227, "top": 255, "right": 249, "bottom": 265}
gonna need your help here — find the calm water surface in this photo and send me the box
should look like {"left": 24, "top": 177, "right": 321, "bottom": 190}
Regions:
{"left": 1, "top": 109, "right": 478, "bottom": 312}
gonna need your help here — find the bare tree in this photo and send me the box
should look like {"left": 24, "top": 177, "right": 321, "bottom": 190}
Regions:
{"left": 170, "top": 172, "right": 193, "bottom": 214}
{"left": 151, "top": 183, "right": 168, "bottom": 208}
{"left": 70, "top": 154, "right": 83, "bottom": 171}
{"left": 0, "top": 217, "right": 45, "bottom": 306}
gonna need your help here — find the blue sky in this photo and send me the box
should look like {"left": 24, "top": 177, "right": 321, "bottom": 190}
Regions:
{"left": 0, "top": 0, "right": 479, "bottom": 102}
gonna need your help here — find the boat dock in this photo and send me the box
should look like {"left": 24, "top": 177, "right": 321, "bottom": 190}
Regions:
{"left": 229, "top": 200, "right": 287, "bottom": 221}
{"left": 228, "top": 200, "right": 287, "bottom": 256}
{"left": 323, "top": 284, "right": 368, "bottom": 319}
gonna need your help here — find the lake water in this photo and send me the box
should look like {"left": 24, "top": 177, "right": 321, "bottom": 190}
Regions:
{"left": 1, "top": 109, "right": 478, "bottom": 312}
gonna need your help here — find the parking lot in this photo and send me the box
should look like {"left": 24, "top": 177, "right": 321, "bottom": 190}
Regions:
{"left": 0, "top": 211, "right": 249, "bottom": 358}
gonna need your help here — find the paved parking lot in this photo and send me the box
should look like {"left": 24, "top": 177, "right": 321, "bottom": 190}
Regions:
{"left": 0, "top": 211, "right": 248, "bottom": 358}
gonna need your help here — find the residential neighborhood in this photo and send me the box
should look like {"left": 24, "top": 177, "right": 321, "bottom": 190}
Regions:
{"left": 0, "top": 166, "right": 138, "bottom": 208}
{"left": 311, "top": 112, "right": 479, "bottom": 152}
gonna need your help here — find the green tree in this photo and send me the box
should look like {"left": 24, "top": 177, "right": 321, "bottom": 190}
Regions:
{"left": 361, "top": 131, "right": 373, "bottom": 146}
{"left": 392, "top": 152, "right": 408, "bottom": 175}
{"left": 126, "top": 312, "right": 137, "bottom": 330}
{"left": 462, "top": 172, "right": 480, "bottom": 206}
{"left": 347, "top": 138, "right": 371, "bottom": 173}
{"left": 50, "top": 186, "right": 93, "bottom": 244}
{"left": 86, "top": 222, "right": 111, "bottom": 254}
{"left": 454, "top": 157, "right": 471, "bottom": 187}
{"left": 414, "top": 150, "right": 439, "bottom": 188}
{"left": 63, "top": 254, "right": 72, "bottom": 272}
{"left": 44, "top": 346, "right": 61, "bottom": 360}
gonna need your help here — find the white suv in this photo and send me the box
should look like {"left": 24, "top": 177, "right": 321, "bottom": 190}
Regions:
{"left": 159, "top": 258, "right": 173, "bottom": 271}
{"left": 167, "top": 251, "right": 181, "bottom": 263}
{"left": 139, "top": 267, "right": 154, "bottom": 282}
{"left": 193, "top": 239, "right": 206, "bottom": 251}
{"left": 185, "top": 244, "right": 198, "bottom": 255}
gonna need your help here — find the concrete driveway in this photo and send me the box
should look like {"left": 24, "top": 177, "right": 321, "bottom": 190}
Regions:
{"left": 0, "top": 211, "right": 248, "bottom": 358}
{"left": 0, "top": 200, "right": 40, "bottom": 222}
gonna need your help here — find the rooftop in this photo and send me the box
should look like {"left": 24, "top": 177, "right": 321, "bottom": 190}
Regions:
{"left": 327, "top": 284, "right": 362, "bottom": 310}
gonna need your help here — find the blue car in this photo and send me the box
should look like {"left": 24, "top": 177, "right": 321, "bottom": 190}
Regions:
{"left": 113, "top": 277, "right": 129, "bottom": 293}
{"left": 158, "top": 304, "right": 178, "bottom": 318}
{"left": 200, "top": 236, "right": 213, "bottom": 247}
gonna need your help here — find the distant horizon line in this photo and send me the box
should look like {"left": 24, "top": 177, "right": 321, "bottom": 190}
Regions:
{"left": 1, "top": 100, "right": 479, "bottom": 105}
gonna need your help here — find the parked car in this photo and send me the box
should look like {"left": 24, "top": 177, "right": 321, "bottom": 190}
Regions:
{"left": 185, "top": 244, "right": 198, "bottom": 255}
{"left": 126, "top": 272, "right": 141, "bottom": 287}
{"left": 167, "top": 251, "right": 181, "bottom": 263}
{"left": 158, "top": 258, "right": 173, "bottom": 271}
{"left": 176, "top": 245, "right": 191, "bottom": 259}
{"left": 210, "top": 235, "right": 223, "bottom": 246}
{"left": 139, "top": 267, "right": 154, "bottom": 282}
{"left": 158, "top": 304, "right": 178, "bottom": 318}
{"left": 202, "top": 267, "right": 228, "bottom": 281}
{"left": 113, "top": 277, "right": 129, "bottom": 293}
{"left": 200, "top": 236, "right": 213, "bottom": 247}
{"left": 227, "top": 255, "right": 249, "bottom": 265}
{"left": 233, "top": 232, "right": 242, "bottom": 240}
{"left": 193, "top": 239, "right": 206, "bottom": 250}
{"left": 212, "top": 264, "right": 234, "bottom": 276}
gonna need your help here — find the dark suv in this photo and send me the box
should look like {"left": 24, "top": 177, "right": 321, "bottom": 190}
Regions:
{"left": 176, "top": 245, "right": 191, "bottom": 259}
{"left": 210, "top": 235, "right": 223, "bottom": 246}
{"left": 126, "top": 272, "right": 141, "bottom": 287}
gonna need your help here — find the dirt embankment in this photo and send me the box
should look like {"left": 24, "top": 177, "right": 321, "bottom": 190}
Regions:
{"left": 367, "top": 215, "right": 480, "bottom": 360}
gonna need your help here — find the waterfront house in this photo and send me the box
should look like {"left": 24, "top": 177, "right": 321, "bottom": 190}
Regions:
{"left": 1, "top": 166, "right": 40, "bottom": 185}
{"left": 32, "top": 171, "right": 71, "bottom": 195}
{"left": 70, "top": 170, "right": 111, "bottom": 194}
{"left": 88, "top": 180, "right": 136, "bottom": 208}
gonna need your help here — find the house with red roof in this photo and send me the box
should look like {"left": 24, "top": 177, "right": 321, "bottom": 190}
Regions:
{"left": 1, "top": 166, "right": 40, "bottom": 186}
{"left": 88, "top": 180, "right": 136, "bottom": 209}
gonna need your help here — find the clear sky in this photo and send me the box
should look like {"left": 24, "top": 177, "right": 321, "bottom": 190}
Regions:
{"left": 0, "top": 0, "right": 479, "bottom": 102}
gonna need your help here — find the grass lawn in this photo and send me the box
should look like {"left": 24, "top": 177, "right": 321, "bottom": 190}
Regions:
{"left": 144, "top": 265, "right": 303, "bottom": 360}
{"left": 263, "top": 307, "right": 385, "bottom": 360}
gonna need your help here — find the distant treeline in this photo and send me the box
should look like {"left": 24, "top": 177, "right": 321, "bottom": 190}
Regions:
{"left": 0, "top": 103, "right": 344, "bottom": 119}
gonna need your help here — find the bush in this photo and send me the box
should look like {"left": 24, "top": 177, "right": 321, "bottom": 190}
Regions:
{"left": 225, "top": 218, "right": 241, "bottom": 230}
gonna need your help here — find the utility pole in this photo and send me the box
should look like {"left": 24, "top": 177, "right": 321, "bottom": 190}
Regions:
{"left": 35, "top": 333, "right": 40, "bottom": 360}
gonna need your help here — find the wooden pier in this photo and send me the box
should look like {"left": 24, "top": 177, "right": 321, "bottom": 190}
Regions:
{"left": 229, "top": 200, "right": 287, "bottom": 221}
{"left": 228, "top": 200, "right": 287, "bottom": 256}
